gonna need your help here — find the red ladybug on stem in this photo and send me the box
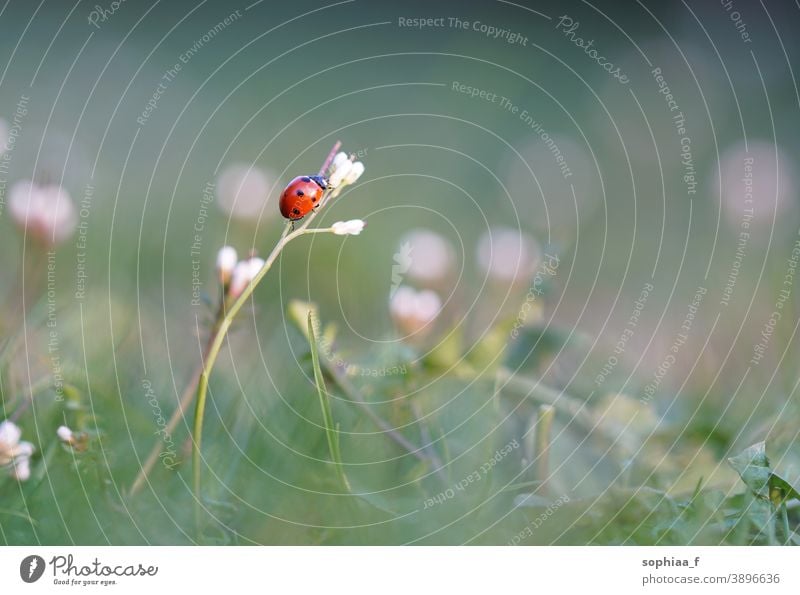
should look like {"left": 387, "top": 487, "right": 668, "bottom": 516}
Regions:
{"left": 279, "top": 175, "right": 329, "bottom": 220}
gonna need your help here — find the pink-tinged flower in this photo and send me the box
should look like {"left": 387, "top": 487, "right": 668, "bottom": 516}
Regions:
{"left": 390, "top": 286, "right": 442, "bottom": 337}
{"left": 228, "top": 256, "right": 265, "bottom": 300}
{"left": 0, "top": 419, "right": 35, "bottom": 481}
{"left": 331, "top": 219, "right": 366, "bottom": 236}
{"left": 216, "top": 163, "right": 273, "bottom": 220}
{"left": 476, "top": 227, "right": 540, "bottom": 285}
{"left": 216, "top": 246, "right": 238, "bottom": 286}
{"left": 9, "top": 180, "right": 77, "bottom": 245}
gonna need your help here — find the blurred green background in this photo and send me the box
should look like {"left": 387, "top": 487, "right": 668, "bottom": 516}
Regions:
{"left": 1, "top": 0, "right": 799, "bottom": 545}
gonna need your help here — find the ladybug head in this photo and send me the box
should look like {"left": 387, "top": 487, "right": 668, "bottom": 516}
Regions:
{"left": 309, "top": 175, "right": 329, "bottom": 190}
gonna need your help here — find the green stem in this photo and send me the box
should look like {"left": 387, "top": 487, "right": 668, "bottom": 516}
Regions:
{"left": 191, "top": 202, "right": 336, "bottom": 532}
{"left": 781, "top": 502, "right": 791, "bottom": 545}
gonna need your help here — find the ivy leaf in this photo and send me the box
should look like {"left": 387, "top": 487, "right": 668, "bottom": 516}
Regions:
{"left": 727, "top": 441, "right": 800, "bottom": 504}
{"left": 727, "top": 442, "right": 771, "bottom": 499}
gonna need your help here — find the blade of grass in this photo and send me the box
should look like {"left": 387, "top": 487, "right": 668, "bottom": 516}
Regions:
{"left": 308, "top": 312, "right": 350, "bottom": 492}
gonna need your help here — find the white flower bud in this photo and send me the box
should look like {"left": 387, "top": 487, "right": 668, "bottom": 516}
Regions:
{"left": 57, "top": 425, "right": 74, "bottom": 444}
{"left": 9, "top": 180, "right": 77, "bottom": 245}
{"left": 328, "top": 158, "right": 353, "bottom": 188}
{"left": 343, "top": 161, "right": 365, "bottom": 185}
{"left": 329, "top": 152, "right": 350, "bottom": 173}
{"left": 228, "top": 257, "right": 265, "bottom": 300}
{"left": 331, "top": 219, "right": 366, "bottom": 236}
{"left": 215, "top": 246, "right": 238, "bottom": 286}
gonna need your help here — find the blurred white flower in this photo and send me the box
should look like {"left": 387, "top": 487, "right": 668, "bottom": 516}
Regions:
{"left": 398, "top": 229, "right": 456, "bottom": 285}
{"left": 343, "top": 161, "right": 365, "bottom": 185}
{"left": 476, "top": 227, "right": 540, "bottom": 284}
{"left": 228, "top": 256, "right": 265, "bottom": 300}
{"left": 331, "top": 219, "right": 365, "bottom": 236}
{"left": 390, "top": 286, "right": 442, "bottom": 336}
{"left": 216, "top": 163, "right": 273, "bottom": 220}
{"left": 216, "top": 246, "right": 238, "bottom": 286}
{"left": 0, "top": 419, "right": 35, "bottom": 481}
{"left": 9, "top": 180, "right": 77, "bottom": 245}
{"left": 11, "top": 457, "right": 31, "bottom": 481}
{"left": 56, "top": 425, "right": 74, "bottom": 445}
{"left": 715, "top": 140, "right": 796, "bottom": 226}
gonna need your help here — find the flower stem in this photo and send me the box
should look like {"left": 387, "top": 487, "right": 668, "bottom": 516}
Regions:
{"left": 192, "top": 177, "right": 338, "bottom": 532}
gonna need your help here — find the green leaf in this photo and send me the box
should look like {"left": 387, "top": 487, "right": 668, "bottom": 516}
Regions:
{"left": 727, "top": 442, "right": 800, "bottom": 504}
{"left": 307, "top": 311, "right": 350, "bottom": 493}
{"left": 727, "top": 442, "right": 771, "bottom": 499}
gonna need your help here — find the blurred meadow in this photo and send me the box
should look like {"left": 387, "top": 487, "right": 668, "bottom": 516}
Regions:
{"left": 1, "top": 0, "right": 800, "bottom": 545}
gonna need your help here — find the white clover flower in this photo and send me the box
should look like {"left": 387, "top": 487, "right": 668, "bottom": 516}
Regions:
{"left": 476, "top": 227, "right": 541, "bottom": 285}
{"left": 0, "top": 419, "right": 35, "bottom": 481}
{"left": 56, "top": 425, "right": 74, "bottom": 444}
{"left": 228, "top": 256, "right": 266, "bottom": 300}
{"left": 9, "top": 180, "right": 77, "bottom": 245}
{"left": 398, "top": 229, "right": 456, "bottom": 285}
{"left": 331, "top": 219, "right": 366, "bottom": 236}
{"left": 216, "top": 246, "right": 238, "bottom": 286}
{"left": 389, "top": 286, "right": 442, "bottom": 336}
{"left": 216, "top": 163, "right": 273, "bottom": 220}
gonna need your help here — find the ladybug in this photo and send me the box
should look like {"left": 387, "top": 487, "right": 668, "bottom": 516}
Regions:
{"left": 279, "top": 175, "right": 329, "bottom": 220}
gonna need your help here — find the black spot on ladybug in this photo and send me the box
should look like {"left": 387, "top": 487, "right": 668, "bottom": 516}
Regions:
{"left": 292, "top": 208, "right": 300, "bottom": 215}
{"left": 296, "top": 189, "right": 304, "bottom": 196}
{"left": 301, "top": 176, "right": 311, "bottom": 182}
{"left": 311, "top": 196, "right": 318, "bottom": 202}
